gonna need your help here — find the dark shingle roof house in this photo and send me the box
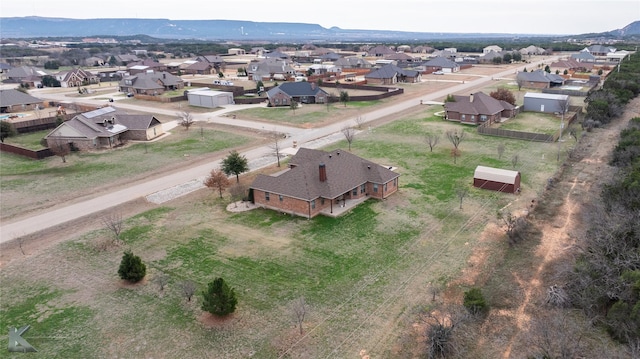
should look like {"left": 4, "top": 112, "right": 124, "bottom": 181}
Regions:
{"left": 266, "top": 82, "right": 329, "bottom": 106}
{"left": 250, "top": 148, "right": 400, "bottom": 218}
{"left": 444, "top": 92, "right": 517, "bottom": 125}
{"left": 365, "top": 64, "right": 421, "bottom": 84}
{"left": 119, "top": 71, "right": 184, "bottom": 95}
{"left": 422, "top": 57, "right": 460, "bottom": 71}
{"left": 0, "top": 89, "right": 44, "bottom": 112}
{"left": 516, "top": 70, "right": 564, "bottom": 88}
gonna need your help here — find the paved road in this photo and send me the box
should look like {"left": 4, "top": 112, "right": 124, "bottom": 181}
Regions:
{"left": 0, "top": 58, "right": 556, "bottom": 243}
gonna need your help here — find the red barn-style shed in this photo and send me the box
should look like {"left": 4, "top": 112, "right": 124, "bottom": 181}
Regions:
{"left": 473, "top": 166, "right": 521, "bottom": 194}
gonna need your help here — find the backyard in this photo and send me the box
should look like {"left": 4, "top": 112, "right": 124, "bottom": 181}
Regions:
{"left": 0, "top": 106, "right": 573, "bottom": 358}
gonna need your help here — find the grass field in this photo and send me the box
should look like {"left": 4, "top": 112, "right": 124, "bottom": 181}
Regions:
{"left": 0, "top": 127, "right": 255, "bottom": 220}
{"left": 232, "top": 99, "right": 385, "bottom": 127}
{"left": 0, "top": 105, "right": 573, "bottom": 358}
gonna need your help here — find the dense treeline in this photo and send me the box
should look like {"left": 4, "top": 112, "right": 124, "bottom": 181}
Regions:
{"left": 567, "top": 52, "right": 640, "bottom": 349}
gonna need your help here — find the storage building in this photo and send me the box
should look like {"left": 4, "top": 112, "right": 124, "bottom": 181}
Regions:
{"left": 187, "top": 89, "right": 234, "bottom": 108}
{"left": 473, "top": 166, "right": 521, "bottom": 194}
{"left": 523, "top": 93, "right": 569, "bottom": 113}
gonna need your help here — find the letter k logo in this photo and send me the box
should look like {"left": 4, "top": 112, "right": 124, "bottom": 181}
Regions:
{"left": 8, "top": 326, "right": 37, "bottom": 352}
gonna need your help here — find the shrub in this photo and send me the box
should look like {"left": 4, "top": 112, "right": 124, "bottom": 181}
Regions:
{"left": 118, "top": 250, "right": 146, "bottom": 283}
{"left": 463, "top": 288, "right": 487, "bottom": 315}
{"left": 201, "top": 277, "right": 237, "bottom": 316}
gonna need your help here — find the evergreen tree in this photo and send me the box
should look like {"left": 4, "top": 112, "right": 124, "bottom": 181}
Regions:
{"left": 222, "top": 150, "right": 249, "bottom": 183}
{"left": 201, "top": 277, "right": 237, "bottom": 316}
{"left": 118, "top": 250, "right": 146, "bottom": 283}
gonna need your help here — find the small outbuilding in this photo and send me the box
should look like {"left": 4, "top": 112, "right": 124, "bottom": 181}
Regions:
{"left": 473, "top": 166, "right": 521, "bottom": 194}
{"left": 523, "top": 93, "right": 569, "bottom": 113}
{"left": 187, "top": 89, "right": 234, "bottom": 108}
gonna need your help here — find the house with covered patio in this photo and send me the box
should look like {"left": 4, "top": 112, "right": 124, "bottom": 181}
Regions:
{"left": 250, "top": 148, "right": 400, "bottom": 218}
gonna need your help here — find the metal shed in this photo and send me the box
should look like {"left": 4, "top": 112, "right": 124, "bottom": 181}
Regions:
{"left": 473, "top": 166, "right": 521, "bottom": 194}
{"left": 187, "top": 89, "right": 234, "bottom": 108}
{"left": 523, "top": 93, "right": 569, "bottom": 113}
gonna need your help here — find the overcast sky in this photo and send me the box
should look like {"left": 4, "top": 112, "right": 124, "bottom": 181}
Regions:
{"left": 2, "top": 0, "right": 638, "bottom": 35}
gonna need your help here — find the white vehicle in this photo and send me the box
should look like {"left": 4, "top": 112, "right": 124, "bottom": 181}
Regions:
{"left": 213, "top": 80, "right": 234, "bottom": 86}
{"left": 433, "top": 71, "right": 444, "bottom": 75}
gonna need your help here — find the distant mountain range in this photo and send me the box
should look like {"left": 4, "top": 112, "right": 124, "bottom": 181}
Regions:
{"left": 0, "top": 17, "right": 638, "bottom": 42}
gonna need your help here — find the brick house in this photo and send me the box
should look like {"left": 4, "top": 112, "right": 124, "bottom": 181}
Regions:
{"left": 266, "top": 82, "right": 328, "bottom": 107}
{"left": 44, "top": 107, "right": 164, "bottom": 150}
{"left": 365, "top": 64, "right": 421, "bottom": 85}
{"left": 444, "top": 92, "right": 518, "bottom": 125}
{"left": 516, "top": 70, "right": 564, "bottom": 89}
{"left": 119, "top": 71, "right": 184, "bottom": 96}
{"left": 250, "top": 148, "right": 400, "bottom": 218}
{"left": 55, "top": 68, "right": 98, "bottom": 88}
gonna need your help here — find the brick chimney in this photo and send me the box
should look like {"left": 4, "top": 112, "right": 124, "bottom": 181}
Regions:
{"left": 319, "top": 163, "right": 327, "bottom": 182}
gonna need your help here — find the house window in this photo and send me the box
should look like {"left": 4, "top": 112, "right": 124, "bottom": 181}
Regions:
{"left": 384, "top": 183, "right": 388, "bottom": 192}
{"left": 360, "top": 184, "right": 366, "bottom": 193}
{"left": 265, "top": 192, "right": 270, "bottom": 201}
{"left": 275, "top": 99, "right": 279, "bottom": 105}
{"left": 352, "top": 188, "right": 357, "bottom": 196}
{"left": 480, "top": 115, "right": 488, "bottom": 122}
{"left": 461, "top": 114, "right": 466, "bottom": 121}
{"left": 279, "top": 194, "right": 283, "bottom": 202}
{"left": 321, "top": 198, "right": 325, "bottom": 205}
{"left": 373, "top": 184, "right": 379, "bottom": 193}
{"left": 311, "top": 199, "right": 316, "bottom": 209}
{"left": 393, "top": 178, "right": 398, "bottom": 187}
{"left": 471, "top": 115, "right": 475, "bottom": 121}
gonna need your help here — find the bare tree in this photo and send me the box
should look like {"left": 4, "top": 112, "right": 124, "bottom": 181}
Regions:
{"left": 179, "top": 111, "right": 194, "bottom": 130}
{"left": 497, "top": 143, "right": 505, "bottom": 160}
{"left": 342, "top": 126, "right": 356, "bottom": 151}
{"left": 512, "top": 154, "right": 519, "bottom": 169}
{"left": 354, "top": 115, "right": 365, "bottom": 130}
{"left": 421, "top": 305, "right": 469, "bottom": 359}
{"left": 50, "top": 134, "right": 71, "bottom": 163}
{"left": 526, "top": 310, "right": 585, "bottom": 359}
{"left": 154, "top": 272, "right": 169, "bottom": 291}
{"left": 446, "top": 130, "right": 466, "bottom": 164}
{"left": 291, "top": 296, "right": 308, "bottom": 335}
{"left": 456, "top": 187, "right": 469, "bottom": 209}
{"left": 203, "top": 168, "right": 231, "bottom": 198}
{"left": 290, "top": 99, "right": 298, "bottom": 115}
{"left": 425, "top": 134, "right": 440, "bottom": 152}
{"left": 180, "top": 281, "right": 196, "bottom": 302}
{"left": 269, "top": 131, "right": 286, "bottom": 167}
{"left": 102, "top": 212, "right": 124, "bottom": 245}
{"left": 498, "top": 211, "right": 529, "bottom": 245}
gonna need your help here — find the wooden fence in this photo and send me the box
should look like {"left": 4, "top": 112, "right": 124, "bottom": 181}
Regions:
{"left": 477, "top": 112, "right": 578, "bottom": 142}
{"left": 0, "top": 143, "right": 53, "bottom": 159}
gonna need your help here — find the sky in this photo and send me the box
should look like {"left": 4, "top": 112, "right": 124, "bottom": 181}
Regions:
{"left": 1, "top": 0, "right": 639, "bottom": 35}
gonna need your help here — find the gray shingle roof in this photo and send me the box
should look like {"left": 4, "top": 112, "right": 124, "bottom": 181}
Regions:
{"left": 0, "top": 89, "right": 43, "bottom": 107}
{"left": 251, "top": 148, "right": 400, "bottom": 200}
{"left": 422, "top": 57, "right": 459, "bottom": 68}
{"left": 445, "top": 92, "right": 514, "bottom": 116}
{"left": 267, "top": 82, "right": 327, "bottom": 98}
{"left": 45, "top": 107, "right": 157, "bottom": 140}
{"left": 365, "top": 64, "right": 419, "bottom": 79}
{"left": 122, "top": 71, "right": 183, "bottom": 90}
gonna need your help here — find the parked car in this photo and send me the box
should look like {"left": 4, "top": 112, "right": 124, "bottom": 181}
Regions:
{"left": 433, "top": 71, "right": 444, "bottom": 75}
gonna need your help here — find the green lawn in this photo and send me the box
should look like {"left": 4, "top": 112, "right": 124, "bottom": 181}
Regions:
{"left": 0, "top": 106, "right": 567, "bottom": 357}
{"left": 3, "top": 130, "right": 50, "bottom": 150}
